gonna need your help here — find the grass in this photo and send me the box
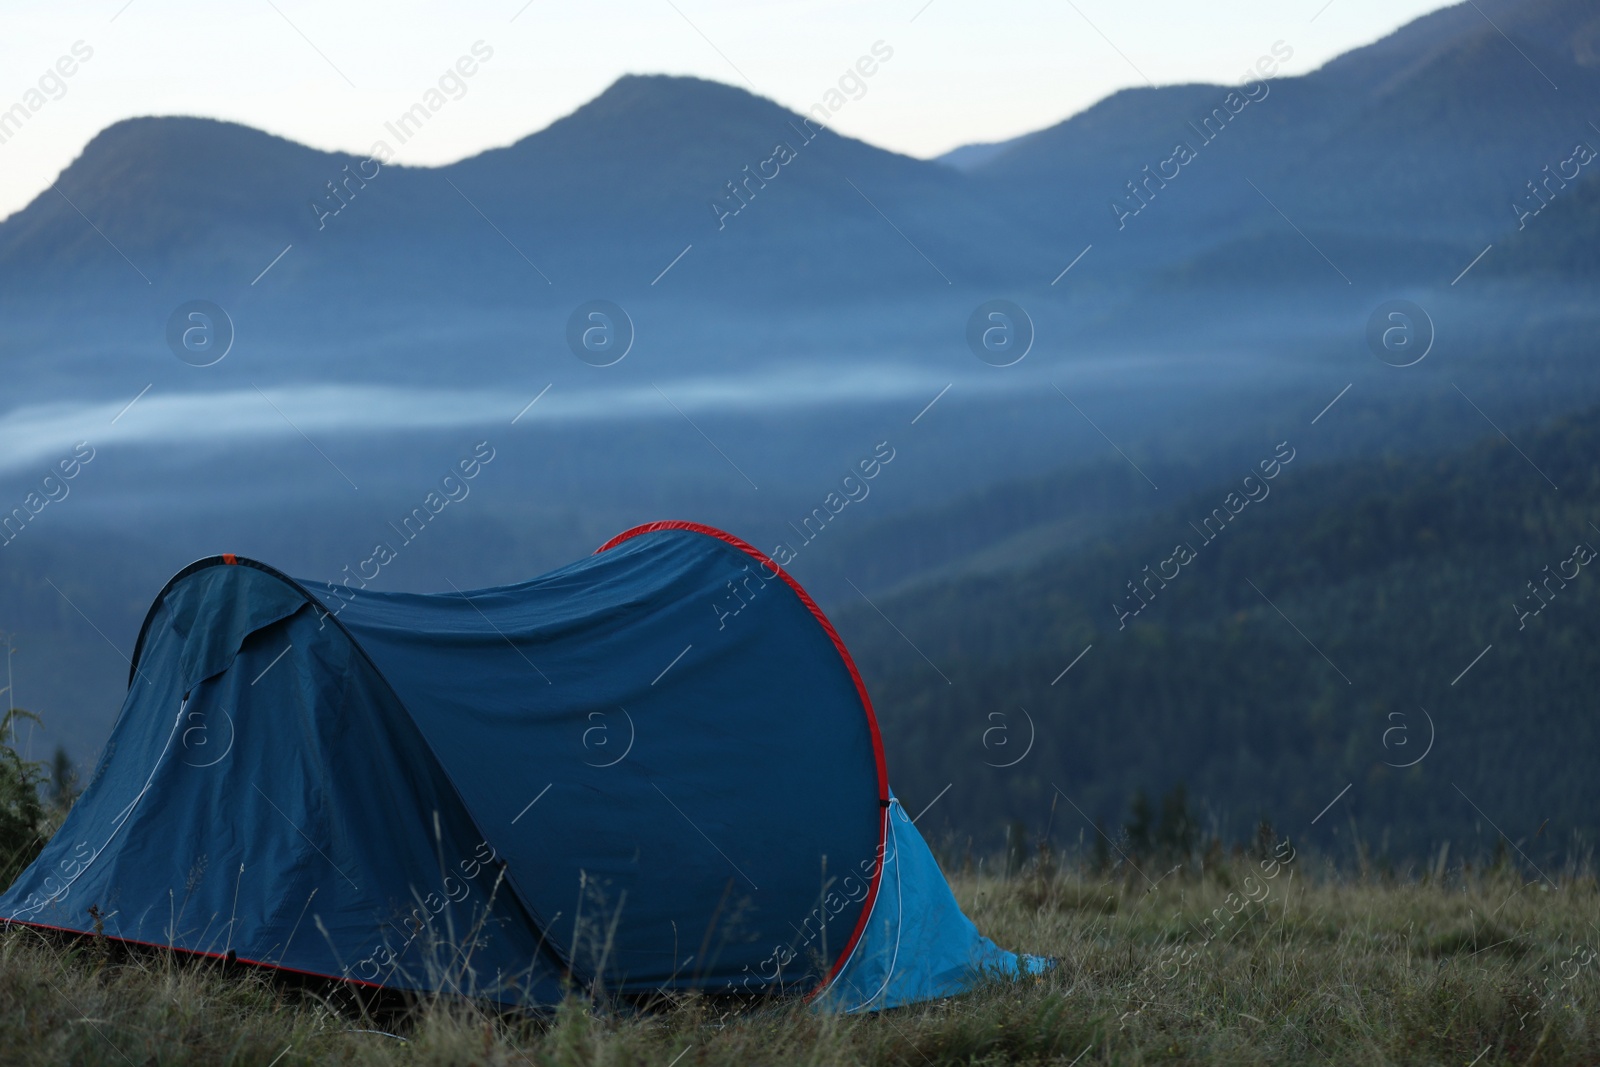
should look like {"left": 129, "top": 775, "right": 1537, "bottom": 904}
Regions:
{"left": 1, "top": 854, "right": 1596, "bottom": 1066}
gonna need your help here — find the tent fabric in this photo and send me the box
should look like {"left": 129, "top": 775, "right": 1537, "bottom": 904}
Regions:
{"left": 1, "top": 522, "right": 1039, "bottom": 1009}
{"left": 4, "top": 564, "right": 563, "bottom": 1003}
{"left": 166, "top": 563, "right": 307, "bottom": 691}
{"left": 824, "top": 798, "right": 1054, "bottom": 1012}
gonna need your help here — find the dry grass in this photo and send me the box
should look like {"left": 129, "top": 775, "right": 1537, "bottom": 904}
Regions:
{"left": 1, "top": 859, "right": 1596, "bottom": 1065}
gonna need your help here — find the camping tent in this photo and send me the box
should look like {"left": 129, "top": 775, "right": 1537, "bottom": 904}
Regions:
{"left": 1, "top": 521, "right": 1044, "bottom": 1009}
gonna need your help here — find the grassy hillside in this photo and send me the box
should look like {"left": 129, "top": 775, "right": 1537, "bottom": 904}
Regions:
{"left": 1, "top": 861, "right": 1595, "bottom": 1065}
{"left": 839, "top": 402, "right": 1600, "bottom": 861}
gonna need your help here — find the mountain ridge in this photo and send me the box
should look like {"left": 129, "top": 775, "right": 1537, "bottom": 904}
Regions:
{"left": 0, "top": 72, "right": 1049, "bottom": 301}
{"left": 3, "top": 0, "right": 1597, "bottom": 315}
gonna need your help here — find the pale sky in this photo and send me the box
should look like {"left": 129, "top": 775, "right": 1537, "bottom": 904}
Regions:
{"left": 0, "top": 0, "right": 1455, "bottom": 222}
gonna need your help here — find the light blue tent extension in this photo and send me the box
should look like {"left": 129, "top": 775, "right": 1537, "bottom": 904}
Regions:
{"left": 826, "top": 797, "right": 1053, "bottom": 1011}
{"left": 1, "top": 521, "right": 1046, "bottom": 1009}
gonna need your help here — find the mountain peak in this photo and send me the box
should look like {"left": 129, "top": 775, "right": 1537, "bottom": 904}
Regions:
{"left": 545, "top": 72, "right": 802, "bottom": 145}
{"left": 71, "top": 114, "right": 338, "bottom": 170}
{"left": 592, "top": 72, "right": 763, "bottom": 104}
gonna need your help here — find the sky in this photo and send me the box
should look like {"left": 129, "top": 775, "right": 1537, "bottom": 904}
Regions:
{"left": 0, "top": 0, "right": 1457, "bottom": 222}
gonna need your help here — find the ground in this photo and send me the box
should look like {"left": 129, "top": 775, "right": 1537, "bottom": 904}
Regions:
{"left": 1, "top": 859, "right": 1595, "bottom": 1065}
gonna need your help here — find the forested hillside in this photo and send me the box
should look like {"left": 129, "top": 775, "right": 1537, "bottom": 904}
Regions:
{"left": 842, "top": 403, "right": 1600, "bottom": 865}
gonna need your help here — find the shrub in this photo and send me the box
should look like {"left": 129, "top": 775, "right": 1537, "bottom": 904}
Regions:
{"left": 0, "top": 708, "right": 47, "bottom": 888}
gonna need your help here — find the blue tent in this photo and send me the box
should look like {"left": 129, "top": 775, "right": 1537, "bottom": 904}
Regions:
{"left": 2, "top": 522, "right": 1044, "bottom": 1009}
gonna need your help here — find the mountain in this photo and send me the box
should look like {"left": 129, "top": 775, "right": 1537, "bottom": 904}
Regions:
{"left": 833, "top": 398, "right": 1600, "bottom": 862}
{"left": 934, "top": 136, "right": 1029, "bottom": 172}
{"left": 447, "top": 74, "right": 1060, "bottom": 292}
{"left": 1486, "top": 169, "right": 1600, "bottom": 276}
{"left": 0, "top": 118, "right": 351, "bottom": 281}
{"left": 962, "top": 0, "right": 1600, "bottom": 282}
{"left": 6, "top": 0, "right": 1599, "bottom": 316}
{"left": 0, "top": 75, "right": 1052, "bottom": 307}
